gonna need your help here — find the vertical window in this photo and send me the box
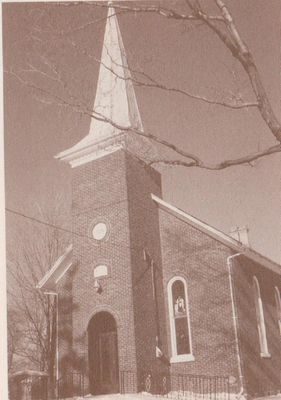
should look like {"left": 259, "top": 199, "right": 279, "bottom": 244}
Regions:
{"left": 274, "top": 286, "right": 281, "bottom": 335}
{"left": 167, "top": 277, "right": 193, "bottom": 362}
{"left": 253, "top": 276, "right": 270, "bottom": 356}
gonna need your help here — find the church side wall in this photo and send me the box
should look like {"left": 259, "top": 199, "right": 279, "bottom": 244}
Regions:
{"left": 232, "top": 257, "right": 281, "bottom": 397}
{"left": 125, "top": 153, "right": 169, "bottom": 384}
{"left": 158, "top": 209, "right": 240, "bottom": 391}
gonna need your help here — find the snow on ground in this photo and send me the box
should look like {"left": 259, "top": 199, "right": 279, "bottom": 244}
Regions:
{"left": 71, "top": 392, "right": 240, "bottom": 400}
{"left": 72, "top": 395, "right": 164, "bottom": 400}
{"left": 72, "top": 394, "right": 165, "bottom": 400}
{"left": 70, "top": 394, "right": 281, "bottom": 400}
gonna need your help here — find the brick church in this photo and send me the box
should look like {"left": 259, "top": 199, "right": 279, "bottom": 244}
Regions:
{"left": 38, "top": 6, "right": 281, "bottom": 398}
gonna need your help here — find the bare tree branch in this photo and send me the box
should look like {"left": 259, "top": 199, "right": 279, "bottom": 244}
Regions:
{"left": 66, "top": 1, "right": 225, "bottom": 22}
{"left": 5, "top": 67, "right": 280, "bottom": 170}
{"left": 90, "top": 0, "right": 281, "bottom": 142}
{"left": 185, "top": 0, "right": 281, "bottom": 142}
{"left": 7, "top": 201, "right": 69, "bottom": 383}
{"left": 5, "top": 1, "right": 281, "bottom": 172}
{"left": 149, "top": 143, "right": 281, "bottom": 170}
{"left": 63, "top": 35, "right": 257, "bottom": 111}
{"left": 102, "top": 42, "right": 258, "bottom": 110}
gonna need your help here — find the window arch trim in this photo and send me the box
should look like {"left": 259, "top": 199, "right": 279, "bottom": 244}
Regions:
{"left": 167, "top": 276, "right": 194, "bottom": 363}
{"left": 253, "top": 276, "right": 270, "bottom": 358}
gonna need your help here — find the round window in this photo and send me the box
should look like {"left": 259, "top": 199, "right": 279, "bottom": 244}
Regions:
{"left": 92, "top": 222, "right": 108, "bottom": 240}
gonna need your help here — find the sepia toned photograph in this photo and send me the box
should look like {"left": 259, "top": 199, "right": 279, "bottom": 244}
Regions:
{"left": 2, "top": 1, "right": 281, "bottom": 400}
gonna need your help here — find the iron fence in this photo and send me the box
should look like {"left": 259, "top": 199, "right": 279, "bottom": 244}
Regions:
{"left": 57, "top": 372, "right": 85, "bottom": 399}
{"left": 251, "top": 381, "right": 281, "bottom": 399}
{"left": 120, "top": 370, "right": 230, "bottom": 400}
{"left": 168, "top": 374, "right": 230, "bottom": 400}
{"left": 56, "top": 371, "right": 230, "bottom": 400}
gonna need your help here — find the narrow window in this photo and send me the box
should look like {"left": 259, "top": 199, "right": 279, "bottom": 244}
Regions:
{"left": 274, "top": 286, "right": 281, "bottom": 335}
{"left": 168, "top": 277, "right": 193, "bottom": 362}
{"left": 253, "top": 276, "right": 269, "bottom": 356}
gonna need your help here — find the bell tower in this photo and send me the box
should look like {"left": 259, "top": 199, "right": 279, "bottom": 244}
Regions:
{"left": 56, "top": 6, "right": 167, "bottom": 395}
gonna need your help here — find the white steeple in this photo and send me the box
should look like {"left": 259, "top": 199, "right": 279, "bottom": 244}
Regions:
{"left": 56, "top": 6, "right": 155, "bottom": 167}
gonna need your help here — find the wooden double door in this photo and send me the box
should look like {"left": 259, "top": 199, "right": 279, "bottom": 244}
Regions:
{"left": 88, "top": 312, "right": 119, "bottom": 395}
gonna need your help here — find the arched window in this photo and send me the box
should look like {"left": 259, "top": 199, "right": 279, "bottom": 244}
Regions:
{"left": 167, "top": 277, "right": 194, "bottom": 362}
{"left": 274, "top": 286, "right": 281, "bottom": 335}
{"left": 253, "top": 276, "right": 270, "bottom": 356}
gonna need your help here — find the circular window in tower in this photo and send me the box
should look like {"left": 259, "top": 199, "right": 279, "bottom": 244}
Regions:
{"left": 92, "top": 222, "right": 108, "bottom": 241}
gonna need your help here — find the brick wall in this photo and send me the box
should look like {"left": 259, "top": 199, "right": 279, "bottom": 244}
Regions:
{"left": 71, "top": 150, "right": 136, "bottom": 382}
{"left": 57, "top": 145, "right": 281, "bottom": 397}
{"left": 232, "top": 256, "right": 281, "bottom": 396}
{"left": 157, "top": 208, "right": 240, "bottom": 390}
{"left": 125, "top": 153, "right": 169, "bottom": 380}
{"left": 69, "top": 149, "right": 168, "bottom": 392}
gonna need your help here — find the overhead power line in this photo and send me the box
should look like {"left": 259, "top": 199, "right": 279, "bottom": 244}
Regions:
{"left": 6, "top": 207, "right": 71, "bottom": 236}
{"left": 5, "top": 206, "right": 141, "bottom": 252}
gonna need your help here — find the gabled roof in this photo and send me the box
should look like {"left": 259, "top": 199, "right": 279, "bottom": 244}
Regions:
{"left": 151, "top": 194, "right": 281, "bottom": 275}
{"left": 36, "top": 244, "right": 73, "bottom": 292}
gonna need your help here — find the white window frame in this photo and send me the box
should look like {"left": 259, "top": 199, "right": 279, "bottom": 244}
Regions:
{"left": 167, "top": 276, "right": 194, "bottom": 363}
{"left": 253, "top": 276, "right": 270, "bottom": 358}
{"left": 274, "top": 286, "right": 281, "bottom": 336}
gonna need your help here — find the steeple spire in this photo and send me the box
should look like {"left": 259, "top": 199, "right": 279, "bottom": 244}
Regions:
{"left": 56, "top": 6, "right": 155, "bottom": 167}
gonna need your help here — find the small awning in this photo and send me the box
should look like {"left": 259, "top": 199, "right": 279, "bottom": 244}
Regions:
{"left": 9, "top": 370, "right": 48, "bottom": 379}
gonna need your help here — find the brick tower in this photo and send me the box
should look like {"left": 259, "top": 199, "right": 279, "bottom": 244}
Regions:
{"left": 55, "top": 6, "right": 167, "bottom": 395}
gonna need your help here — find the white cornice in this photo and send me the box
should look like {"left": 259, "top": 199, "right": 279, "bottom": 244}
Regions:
{"left": 59, "top": 143, "right": 123, "bottom": 168}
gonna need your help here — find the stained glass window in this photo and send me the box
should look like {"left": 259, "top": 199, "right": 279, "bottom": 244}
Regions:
{"left": 168, "top": 277, "right": 192, "bottom": 358}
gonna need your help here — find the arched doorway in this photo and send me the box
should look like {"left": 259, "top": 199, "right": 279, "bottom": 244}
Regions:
{"left": 88, "top": 311, "right": 119, "bottom": 394}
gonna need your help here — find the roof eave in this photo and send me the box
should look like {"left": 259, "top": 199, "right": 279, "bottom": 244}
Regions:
{"left": 151, "top": 194, "right": 281, "bottom": 275}
{"left": 37, "top": 244, "right": 73, "bottom": 290}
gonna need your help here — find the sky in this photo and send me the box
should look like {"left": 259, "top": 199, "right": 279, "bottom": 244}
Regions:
{"left": 3, "top": 0, "right": 281, "bottom": 263}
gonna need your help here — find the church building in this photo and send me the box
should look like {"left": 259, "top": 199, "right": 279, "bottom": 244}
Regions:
{"left": 37, "top": 6, "right": 281, "bottom": 398}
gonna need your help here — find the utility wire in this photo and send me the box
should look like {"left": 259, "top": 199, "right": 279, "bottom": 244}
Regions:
{"left": 5, "top": 206, "right": 141, "bottom": 252}
{"left": 6, "top": 205, "right": 226, "bottom": 281}
{"left": 6, "top": 205, "right": 165, "bottom": 299}
{"left": 6, "top": 207, "right": 72, "bottom": 236}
